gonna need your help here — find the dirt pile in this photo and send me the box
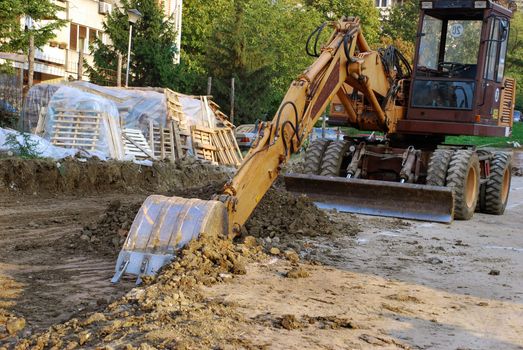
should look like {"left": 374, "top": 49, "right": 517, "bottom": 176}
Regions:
{"left": 0, "top": 157, "right": 231, "bottom": 195}
{"left": 9, "top": 234, "right": 266, "bottom": 349}
{"left": 244, "top": 188, "right": 360, "bottom": 253}
{"left": 66, "top": 181, "right": 228, "bottom": 256}
{"left": 67, "top": 186, "right": 359, "bottom": 259}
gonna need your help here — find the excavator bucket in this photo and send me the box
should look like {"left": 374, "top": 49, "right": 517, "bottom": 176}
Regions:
{"left": 111, "top": 195, "right": 228, "bottom": 283}
{"left": 284, "top": 173, "right": 454, "bottom": 223}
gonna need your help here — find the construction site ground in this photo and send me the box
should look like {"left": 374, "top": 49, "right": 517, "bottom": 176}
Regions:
{"left": 0, "top": 160, "right": 522, "bottom": 349}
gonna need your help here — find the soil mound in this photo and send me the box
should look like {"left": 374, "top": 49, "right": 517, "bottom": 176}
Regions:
{"left": 244, "top": 188, "right": 360, "bottom": 252}
{"left": 68, "top": 185, "right": 359, "bottom": 257}
{"left": 0, "top": 157, "right": 231, "bottom": 195}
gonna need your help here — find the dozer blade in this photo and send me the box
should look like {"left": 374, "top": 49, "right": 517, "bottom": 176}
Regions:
{"left": 284, "top": 173, "right": 454, "bottom": 223}
{"left": 112, "top": 195, "right": 228, "bottom": 283}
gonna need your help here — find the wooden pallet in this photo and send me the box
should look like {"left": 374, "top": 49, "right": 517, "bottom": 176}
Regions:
{"left": 191, "top": 125, "right": 217, "bottom": 163}
{"left": 212, "top": 128, "right": 242, "bottom": 166}
{"left": 50, "top": 109, "right": 102, "bottom": 151}
{"left": 122, "top": 128, "right": 155, "bottom": 160}
{"left": 149, "top": 120, "right": 191, "bottom": 161}
{"left": 164, "top": 89, "right": 188, "bottom": 131}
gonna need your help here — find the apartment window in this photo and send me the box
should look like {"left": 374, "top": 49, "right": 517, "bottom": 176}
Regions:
{"left": 375, "top": 0, "right": 388, "bottom": 7}
{"left": 89, "top": 29, "right": 97, "bottom": 44}
{"left": 70, "top": 24, "right": 78, "bottom": 51}
{"left": 70, "top": 23, "right": 102, "bottom": 52}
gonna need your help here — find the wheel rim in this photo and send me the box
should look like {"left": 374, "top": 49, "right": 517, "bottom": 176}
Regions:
{"left": 501, "top": 167, "right": 510, "bottom": 202}
{"left": 465, "top": 165, "right": 478, "bottom": 208}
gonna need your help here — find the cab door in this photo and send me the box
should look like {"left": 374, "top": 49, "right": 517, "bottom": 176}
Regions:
{"left": 478, "top": 16, "right": 510, "bottom": 122}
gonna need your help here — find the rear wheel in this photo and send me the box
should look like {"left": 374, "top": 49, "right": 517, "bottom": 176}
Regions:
{"left": 483, "top": 152, "right": 512, "bottom": 215}
{"left": 427, "top": 149, "right": 454, "bottom": 186}
{"left": 320, "top": 141, "right": 351, "bottom": 177}
{"left": 303, "top": 139, "right": 331, "bottom": 175}
{"left": 446, "top": 150, "right": 480, "bottom": 220}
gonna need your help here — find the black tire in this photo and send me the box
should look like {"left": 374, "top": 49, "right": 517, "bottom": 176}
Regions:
{"left": 319, "top": 141, "right": 351, "bottom": 176}
{"left": 446, "top": 150, "right": 480, "bottom": 220}
{"left": 483, "top": 152, "right": 512, "bottom": 215}
{"left": 303, "top": 139, "right": 331, "bottom": 175}
{"left": 427, "top": 149, "right": 454, "bottom": 186}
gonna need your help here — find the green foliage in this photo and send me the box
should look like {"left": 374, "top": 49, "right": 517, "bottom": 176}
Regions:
{"left": 445, "top": 122, "right": 523, "bottom": 147}
{"left": 0, "top": 0, "right": 66, "bottom": 53}
{"left": 506, "top": 11, "right": 523, "bottom": 110}
{"left": 88, "top": 0, "right": 178, "bottom": 87}
{"left": 3, "top": 132, "right": 42, "bottom": 159}
{"left": 381, "top": 0, "right": 419, "bottom": 44}
{"left": 204, "top": 0, "right": 324, "bottom": 123}
{"left": 305, "top": 0, "right": 381, "bottom": 44}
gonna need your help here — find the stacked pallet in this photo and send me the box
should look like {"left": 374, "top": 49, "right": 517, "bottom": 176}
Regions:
{"left": 190, "top": 126, "right": 242, "bottom": 166}
{"left": 149, "top": 120, "right": 191, "bottom": 161}
{"left": 48, "top": 108, "right": 124, "bottom": 159}
{"left": 50, "top": 109, "right": 102, "bottom": 151}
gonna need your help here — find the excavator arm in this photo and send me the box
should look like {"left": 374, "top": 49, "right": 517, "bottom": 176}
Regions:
{"left": 111, "top": 17, "right": 406, "bottom": 282}
{"left": 221, "top": 18, "right": 373, "bottom": 235}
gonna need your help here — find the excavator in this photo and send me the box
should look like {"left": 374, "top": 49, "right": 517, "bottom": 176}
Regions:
{"left": 112, "top": 0, "right": 516, "bottom": 282}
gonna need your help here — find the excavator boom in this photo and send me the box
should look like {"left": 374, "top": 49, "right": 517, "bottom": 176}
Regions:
{"left": 113, "top": 18, "right": 377, "bottom": 281}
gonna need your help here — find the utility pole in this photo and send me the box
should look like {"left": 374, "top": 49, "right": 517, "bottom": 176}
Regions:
{"left": 207, "top": 77, "right": 212, "bottom": 95}
{"left": 230, "top": 77, "right": 235, "bottom": 125}
{"left": 116, "top": 53, "right": 122, "bottom": 87}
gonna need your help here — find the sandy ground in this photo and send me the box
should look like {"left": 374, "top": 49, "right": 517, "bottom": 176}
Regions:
{"left": 205, "top": 176, "right": 523, "bottom": 349}
{"left": 0, "top": 178, "right": 522, "bottom": 349}
{"left": 0, "top": 194, "right": 143, "bottom": 332}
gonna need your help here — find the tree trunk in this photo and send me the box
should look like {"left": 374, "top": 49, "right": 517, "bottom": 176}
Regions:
{"left": 28, "top": 32, "right": 34, "bottom": 89}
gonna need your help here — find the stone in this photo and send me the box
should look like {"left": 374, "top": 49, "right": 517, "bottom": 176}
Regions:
{"left": 84, "top": 312, "right": 106, "bottom": 325}
{"left": 285, "top": 266, "right": 310, "bottom": 279}
{"left": 284, "top": 249, "right": 300, "bottom": 263}
{"left": 269, "top": 247, "right": 280, "bottom": 255}
{"left": 6, "top": 317, "right": 25, "bottom": 335}
{"left": 489, "top": 269, "right": 500, "bottom": 276}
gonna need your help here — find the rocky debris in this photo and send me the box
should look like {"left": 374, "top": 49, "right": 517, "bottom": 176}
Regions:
{"left": 244, "top": 188, "right": 360, "bottom": 254}
{"left": 304, "top": 315, "right": 354, "bottom": 329}
{"left": 285, "top": 266, "right": 310, "bottom": 279}
{"left": 11, "top": 234, "right": 266, "bottom": 349}
{"left": 278, "top": 314, "right": 353, "bottom": 330}
{"left": 279, "top": 314, "right": 304, "bottom": 330}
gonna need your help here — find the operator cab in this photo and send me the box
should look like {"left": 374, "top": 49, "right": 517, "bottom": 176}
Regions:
{"left": 399, "top": 0, "right": 515, "bottom": 137}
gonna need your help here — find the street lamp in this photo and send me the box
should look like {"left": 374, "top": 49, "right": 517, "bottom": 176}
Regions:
{"left": 125, "top": 8, "right": 142, "bottom": 87}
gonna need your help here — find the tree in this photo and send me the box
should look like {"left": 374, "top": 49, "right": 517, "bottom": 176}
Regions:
{"left": 0, "top": 0, "right": 66, "bottom": 87}
{"left": 204, "top": 0, "right": 323, "bottom": 124}
{"left": 305, "top": 0, "right": 381, "bottom": 44}
{"left": 88, "top": 0, "right": 178, "bottom": 87}
{"left": 0, "top": 0, "right": 65, "bottom": 52}
{"left": 506, "top": 11, "right": 523, "bottom": 109}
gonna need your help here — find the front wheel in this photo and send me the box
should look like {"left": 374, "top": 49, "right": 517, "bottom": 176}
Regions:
{"left": 446, "top": 150, "right": 480, "bottom": 220}
{"left": 483, "top": 152, "right": 512, "bottom": 215}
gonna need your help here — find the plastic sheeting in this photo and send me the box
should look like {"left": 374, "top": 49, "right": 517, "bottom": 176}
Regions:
{"left": 44, "top": 85, "right": 124, "bottom": 159}
{"left": 0, "top": 127, "right": 80, "bottom": 159}
{"left": 179, "top": 96, "right": 217, "bottom": 129}
{"left": 22, "top": 83, "right": 60, "bottom": 132}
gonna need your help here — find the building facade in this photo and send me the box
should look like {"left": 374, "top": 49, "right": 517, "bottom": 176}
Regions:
{"left": 12, "top": 0, "right": 182, "bottom": 84}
